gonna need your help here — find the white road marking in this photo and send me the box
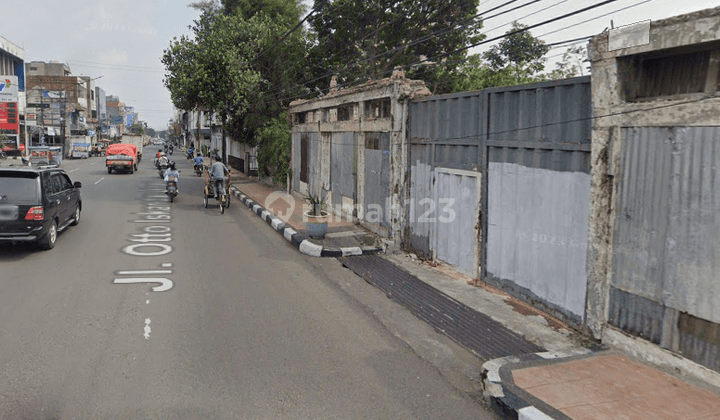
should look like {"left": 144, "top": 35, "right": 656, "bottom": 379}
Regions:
{"left": 113, "top": 278, "right": 174, "bottom": 292}
{"left": 94, "top": 177, "right": 104, "bottom": 185}
{"left": 146, "top": 300, "right": 150, "bottom": 304}
{"left": 90, "top": 162, "right": 96, "bottom": 165}
{"left": 144, "top": 318, "right": 151, "bottom": 339}
{"left": 116, "top": 270, "right": 172, "bottom": 275}
{"left": 161, "top": 263, "right": 173, "bottom": 268}
{"left": 69, "top": 168, "right": 79, "bottom": 173}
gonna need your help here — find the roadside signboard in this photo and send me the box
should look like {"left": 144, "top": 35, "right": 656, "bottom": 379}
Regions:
{"left": 0, "top": 76, "right": 18, "bottom": 103}
{"left": 0, "top": 102, "right": 19, "bottom": 133}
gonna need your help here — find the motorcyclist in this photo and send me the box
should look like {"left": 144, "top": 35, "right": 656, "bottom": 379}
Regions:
{"left": 207, "top": 160, "right": 230, "bottom": 200}
{"left": 193, "top": 154, "right": 204, "bottom": 172}
{"left": 157, "top": 152, "right": 169, "bottom": 168}
{"left": 164, "top": 161, "right": 180, "bottom": 194}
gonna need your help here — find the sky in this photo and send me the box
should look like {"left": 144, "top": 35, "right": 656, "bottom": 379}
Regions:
{"left": 2, "top": 0, "right": 717, "bottom": 130}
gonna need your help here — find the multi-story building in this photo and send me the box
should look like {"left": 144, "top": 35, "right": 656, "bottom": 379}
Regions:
{"left": 0, "top": 34, "right": 25, "bottom": 153}
{"left": 106, "top": 96, "right": 126, "bottom": 136}
{"left": 25, "top": 61, "right": 100, "bottom": 152}
{"left": 95, "top": 86, "right": 107, "bottom": 137}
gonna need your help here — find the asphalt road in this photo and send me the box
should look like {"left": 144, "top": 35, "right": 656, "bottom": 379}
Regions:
{"left": 0, "top": 154, "right": 492, "bottom": 419}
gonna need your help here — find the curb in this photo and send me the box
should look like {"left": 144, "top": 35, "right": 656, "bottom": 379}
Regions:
{"left": 481, "top": 349, "right": 593, "bottom": 420}
{"left": 231, "top": 187, "right": 383, "bottom": 258}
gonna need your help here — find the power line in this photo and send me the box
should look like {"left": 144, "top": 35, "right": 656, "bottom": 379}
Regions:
{"left": 536, "top": 0, "right": 654, "bottom": 39}
{"left": 271, "top": 0, "right": 622, "bottom": 104}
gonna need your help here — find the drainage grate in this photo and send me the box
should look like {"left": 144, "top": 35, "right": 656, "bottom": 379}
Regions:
{"left": 339, "top": 255, "right": 545, "bottom": 360}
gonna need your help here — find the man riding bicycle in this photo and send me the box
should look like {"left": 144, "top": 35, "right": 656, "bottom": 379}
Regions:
{"left": 207, "top": 160, "right": 230, "bottom": 200}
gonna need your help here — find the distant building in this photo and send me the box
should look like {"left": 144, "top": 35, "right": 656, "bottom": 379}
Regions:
{"left": 0, "top": 34, "right": 26, "bottom": 152}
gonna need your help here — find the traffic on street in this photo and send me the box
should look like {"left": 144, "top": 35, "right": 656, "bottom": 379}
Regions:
{"left": 0, "top": 153, "right": 491, "bottom": 419}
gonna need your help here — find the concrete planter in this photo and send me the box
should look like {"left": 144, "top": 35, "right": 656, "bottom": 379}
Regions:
{"left": 305, "top": 211, "right": 329, "bottom": 239}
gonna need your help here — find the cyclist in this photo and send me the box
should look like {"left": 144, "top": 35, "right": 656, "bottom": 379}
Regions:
{"left": 207, "top": 160, "right": 230, "bottom": 200}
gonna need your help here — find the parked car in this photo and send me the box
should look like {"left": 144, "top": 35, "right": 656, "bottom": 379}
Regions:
{"left": 0, "top": 167, "right": 82, "bottom": 250}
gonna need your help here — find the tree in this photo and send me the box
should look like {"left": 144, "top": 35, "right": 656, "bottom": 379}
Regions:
{"left": 307, "top": 0, "right": 484, "bottom": 94}
{"left": 483, "top": 22, "right": 549, "bottom": 80}
{"left": 545, "top": 45, "right": 589, "bottom": 80}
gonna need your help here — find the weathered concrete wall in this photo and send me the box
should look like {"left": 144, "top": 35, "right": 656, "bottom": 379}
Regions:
{"left": 289, "top": 75, "right": 430, "bottom": 240}
{"left": 587, "top": 5, "right": 720, "bottom": 380}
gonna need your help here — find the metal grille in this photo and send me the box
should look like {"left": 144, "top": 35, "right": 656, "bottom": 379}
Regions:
{"left": 339, "top": 255, "right": 544, "bottom": 360}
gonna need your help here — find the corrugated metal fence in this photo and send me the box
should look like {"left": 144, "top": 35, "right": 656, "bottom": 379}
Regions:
{"left": 610, "top": 126, "right": 720, "bottom": 373}
{"left": 407, "top": 77, "right": 592, "bottom": 327}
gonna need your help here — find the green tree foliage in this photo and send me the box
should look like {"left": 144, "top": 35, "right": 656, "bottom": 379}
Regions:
{"left": 545, "top": 45, "right": 588, "bottom": 80}
{"left": 256, "top": 114, "right": 292, "bottom": 186}
{"left": 482, "top": 22, "right": 549, "bottom": 80}
{"left": 308, "top": 0, "right": 483, "bottom": 94}
{"left": 221, "top": 0, "right": 302, "bottom": 27}
{"left": 165, "top": 1, "right": 307, "bottom": 146}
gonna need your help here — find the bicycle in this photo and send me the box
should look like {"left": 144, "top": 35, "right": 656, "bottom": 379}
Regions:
{"left": 203, "top": 171, "right": 231, "bottom": 214}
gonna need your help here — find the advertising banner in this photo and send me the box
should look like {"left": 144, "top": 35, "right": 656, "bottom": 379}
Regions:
{"left": 0, "top": 76, "right": 19, "bottom": 103}
{"left": 0, "top": 102, "right": 19, "bottom": 133}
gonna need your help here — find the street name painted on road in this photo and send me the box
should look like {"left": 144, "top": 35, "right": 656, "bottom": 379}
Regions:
{"left": 113, "top": 183, "right": 175, "bottom": 292}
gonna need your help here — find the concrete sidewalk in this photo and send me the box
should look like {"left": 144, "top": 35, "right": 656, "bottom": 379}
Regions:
{"left": 230, "top": 174, "right": 382, "bottom": 257}
{"left": 230, "top": 173, "right": 720, "bottom": 420}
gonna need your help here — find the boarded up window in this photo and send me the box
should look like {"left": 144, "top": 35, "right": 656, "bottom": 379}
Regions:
{"left": 300, "top": 133, "right": 309, "bottom": 183}
{"left": 621, "top": 43, "right": 720, "bottom": 101}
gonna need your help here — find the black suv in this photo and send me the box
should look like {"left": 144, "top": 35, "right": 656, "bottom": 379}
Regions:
{"left": 0, "top": 167, "right": 82, "bottom": 249}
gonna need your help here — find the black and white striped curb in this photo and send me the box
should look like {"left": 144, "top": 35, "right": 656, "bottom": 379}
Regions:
{"left": 231, "top": 187, "right": 382, "bottom": 258}
{"left": 481, "top": 349, "right": 593, "bottom": 420}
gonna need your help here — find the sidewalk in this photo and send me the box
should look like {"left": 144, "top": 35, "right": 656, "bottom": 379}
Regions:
{"left": 230, "top": 174, "right": 382, "bottom": 257}
{"left": 230, "top": 172, "right": 720, "bottom": 420}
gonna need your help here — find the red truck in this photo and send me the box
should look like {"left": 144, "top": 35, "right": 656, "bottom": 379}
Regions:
{"left": 105, "top": 143, "right": 138, "bottom": 174}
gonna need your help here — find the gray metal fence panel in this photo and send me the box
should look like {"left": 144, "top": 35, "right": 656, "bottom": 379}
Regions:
{"left": 307, "top": 132, "right": 319, "bottom": 195}
{"left": 408, "top": 143, "right": 434, "bottom": 257}
{"left": 331, "top": 132, "right": 356, "bottom": 207}
{"left": 364, "top": 132, "right": 391, "bottom": 229}
{"left": 293, "top": 133, "right": 301, "bottom": 191}
{"left": 487, "top": 76, "right": 591, "bottom": 145}
{"left": 614, "top": 126, "right": 720, "bottom": 324}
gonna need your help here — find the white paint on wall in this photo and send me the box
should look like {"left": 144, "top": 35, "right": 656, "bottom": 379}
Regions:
{"left": 487, "top": 162, "right": 591, "bottom": 318}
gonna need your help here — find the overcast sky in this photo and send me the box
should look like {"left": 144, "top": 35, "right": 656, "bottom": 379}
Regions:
{"left": 2, "top": 0, "right": 717, "bottom": 130}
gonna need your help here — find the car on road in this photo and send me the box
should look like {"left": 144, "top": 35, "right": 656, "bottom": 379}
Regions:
{"left": 0, "top": 167, "right": 82, "bottom": 250}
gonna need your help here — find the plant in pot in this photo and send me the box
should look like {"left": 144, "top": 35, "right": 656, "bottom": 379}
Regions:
{"left": 305, "top": 191, "right": 329, "bottom": 239}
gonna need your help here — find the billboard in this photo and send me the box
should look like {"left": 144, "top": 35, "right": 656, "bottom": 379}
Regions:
{"left": 0, "top": 102, "right": 19, "bottom": 134}
{"left": 0, "top": 76, "right": 19, "bottom": 103}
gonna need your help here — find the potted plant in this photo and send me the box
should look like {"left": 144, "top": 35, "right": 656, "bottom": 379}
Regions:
{"left": 305, "top": 191, "right": 329, "bottom": 239}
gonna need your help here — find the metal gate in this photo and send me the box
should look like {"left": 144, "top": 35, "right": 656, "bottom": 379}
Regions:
{"left": 432, "top": 168, "right": 482, "bottom": 277}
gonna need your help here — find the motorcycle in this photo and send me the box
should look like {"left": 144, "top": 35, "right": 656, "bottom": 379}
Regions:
{"left": 186, "top": 149, "right": 194, "bottom": 160}
{"left": 165, "top": 173, "right": 178, "bottom": 203}
{"left": 194, "top": 163, "right": 205, "bottom": 177}
{"left": 169, "top": 146, "right": 174, "bottom": 155}
{"left": 157, "top": 160, "right": 169, "bottom": 178}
